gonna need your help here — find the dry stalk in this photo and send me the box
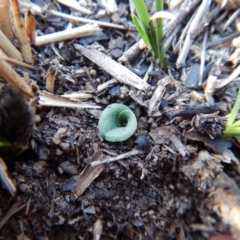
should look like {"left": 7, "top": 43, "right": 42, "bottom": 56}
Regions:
{"left": 0, "top": 30, "right": 23, "bottom": 61}
{"left": 9, "top": 0, "right": 33, "bottom": 64}
{"left": 19, "top": 1, "right": 43, "bottom": 15}
{"left": 56, "top": 0, "right": 92, "bottom": 15}
{"left": 46, "top": 66, "right": 57, "bottom": 93}
{"left": 61, "top": 92, "right": 93, "bottom": 99}
{"left": 38, "top": 91, "right": 101, "bottom": 109}
{"left": 74, "top": 44, "right": 150, "bottom": 91}
{"left": 0, "top": 50, "right": 35, "bottom": 70}
{"left": 0, "top": 57, "right": 34, "bottom": 97}
{"left": 49, "top": 10, "right": 127, "bottom": 30}
{"left": 35, "top": 24, "right": 101, "bottom": 46}
{"left": 0, "top": 0, "right": 14, "bottom": 40}
{"left": 97, "top": 79, "right": 118, "bottom": 92}
{"left": 176, "top": 0, "right": 211, "bottom": 68}
{"left": 25, "top": 9, "right": 36, "bottom": 44}
{"left": 90, "top": 149, "right": 143, "bottom": 166}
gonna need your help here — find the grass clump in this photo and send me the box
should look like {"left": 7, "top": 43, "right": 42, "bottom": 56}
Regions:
{"left": 131, "top": 0, "right": 173, "bottom": 69}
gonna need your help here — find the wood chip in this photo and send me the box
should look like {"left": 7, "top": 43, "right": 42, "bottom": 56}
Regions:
{"left": 71, "top": 153, "right": 105, "bottom": 200}
{"left": 74, "top": 44, "right": 150, "bottom": 91}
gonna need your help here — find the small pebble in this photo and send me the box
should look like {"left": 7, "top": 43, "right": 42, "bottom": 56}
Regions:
{"left": 135, "top": 135, "right": 151, "bottom": 152}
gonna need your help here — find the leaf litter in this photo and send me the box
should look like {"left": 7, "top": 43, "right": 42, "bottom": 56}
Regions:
{"left": 0, "top": 0, "right": 239, "bottom": 239}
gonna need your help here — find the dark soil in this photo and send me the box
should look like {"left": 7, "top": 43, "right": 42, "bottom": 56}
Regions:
{"left": 0, "top": 0, "right": 239, "bottom": 240}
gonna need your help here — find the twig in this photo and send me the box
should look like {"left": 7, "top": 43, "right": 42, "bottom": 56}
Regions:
{"left": 0, "top": 202, "right": 26, "bottom": 230}
{"left": 223, "top": 9, "right": 240, "bottom": 31}
{"left": 97, "top": 79, "right": 118, "bottom": 92}
{"left": 207, "top": 32, "right": 240, "bottom": 49}
{"left": 56, "top": 0, "right": 92, "bottom": 15}
{"left": 0, "top": 0, "right": 14, "bottom": 40}
{"left": 199, "top": 29, "right": 208, "bottom": 86}
{"left": 9, "top": 0, "right": 33, "bottom": 64}
{"left": 190, "top": 6, "right": 220, "bottom": 39}
{"left": 216, "top": 65, "right": 240, "bottom": 89}
{"left": 35, "top": 24, "right": 101, "bottom": 46}
{"left": 61, "top": 92, "right": 94, "bottom": 99}
{"left": 0, "top": 30, "right": 22, "bottom": 61}
{"left": 0, "top": 50, "right": 36, "bottom": 70}
{"left": 38, "top": 91, "right": 101, "bottom": 109}
{"left": 25, "top": 9, "right": 36, "bottom": 44}
{"left": 90, "top": 149, "right": 144, "bottom": 166}
{"left": 118, "top": 41, "right": 142, "bottom": 63}
{"left": 49, "top": 10, "right": 127, "bottom": 30}
{"left": 74, "top": 44, "right": 150, "bottom": 91}
{"left": 148, "top": 76, "right": 170, "bottom": 116}
{"left": 0, "top": 57, "right": 34, "bottom": 98}
{"left": 164, "top": 0, "right": 201, "bottom": 37}
{"left": 176, "top": 0, "right": 211, "bottom": 68}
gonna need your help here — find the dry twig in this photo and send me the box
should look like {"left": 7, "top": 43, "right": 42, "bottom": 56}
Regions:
{"left": 9, "top": 0, "right": 33, "bottom": 63}
{"left": 71, "top": 153, "right": 105, "bottom": 200}
{"left": 0, "top": 0, "right": 14, "bottom": 40}
{"left": 0, "top": 57, "right": 34, "bottom": 97}
{"left": 0, "top": 30, "right": 22, "bottom": 61}
{"left": 35, "top": 24, "right": 101, "bottom": 46}
{"left": 74, "top": 44, "right": 150, "bottom": 91}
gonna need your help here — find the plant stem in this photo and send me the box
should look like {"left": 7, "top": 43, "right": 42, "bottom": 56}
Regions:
{"left": 155, "top": 0, "right": 166, "bottom": 69}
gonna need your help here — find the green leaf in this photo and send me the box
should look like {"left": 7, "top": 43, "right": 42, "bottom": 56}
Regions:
{"left": 98, "top": 103, "right": 137, "bottom": 142}
{"left": 227, "top": 87, "right": 240, "bottom": 125}
{"left": 132, "top": 14, "right": 151, "bottom": 48}
{"left": 223, "top": 126, "right": 240, "bottom": 137}
{"left": 132, "top": 0, "right": 150, "bottom": 31}
{"left": 148, "top": 20, "right": 159, "bottom": 60}
{"left": 231, "top": 119, "right": 240, "bottom": 127}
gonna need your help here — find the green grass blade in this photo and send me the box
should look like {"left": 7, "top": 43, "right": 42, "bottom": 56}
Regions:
{"left": 132, "top": 14, "right": 151, "bottom": 48}
{"left": 154, "top": 0, "right": 165, "bottom": 67}
{"left": 223, "top": 126, "right": 240, "bottom": 137}
{"left": 148, "top": 20, "right": 159, "bottom": 60}
{"left": 155, "top": 0, "right": 164, "bottom": 46}
{"left": 231, "top": 119, "right": 240, "bottom": 127}
{"left": 227, "top": 87, "right": 240, "bottom": 125}
{"left": 132, "top": 0, "right": 150, "bottom": 31}
{"left": 0, "top": 141, "right": 11, "bottom": 147}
